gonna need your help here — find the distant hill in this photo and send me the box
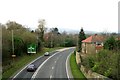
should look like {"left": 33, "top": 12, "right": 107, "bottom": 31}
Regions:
{"left": 58, "top": 28, "right": 98, "bottom": 34}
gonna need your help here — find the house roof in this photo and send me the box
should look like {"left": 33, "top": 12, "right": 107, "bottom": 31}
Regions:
{"left": 82, "top": 34, "right": 104, "bottom": 43}
{"left": 82, "top": 36, "right": 93, "bottom": 43}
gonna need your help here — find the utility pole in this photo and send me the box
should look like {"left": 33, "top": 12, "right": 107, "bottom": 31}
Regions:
{"left": 11, "top": 30, "right": 16, "bottom": 61}
{"left": 12, "top": 30, "right": 14, "bottom": 55}
{"left": 51, "top": 33, "right": 53, "bottom": 48}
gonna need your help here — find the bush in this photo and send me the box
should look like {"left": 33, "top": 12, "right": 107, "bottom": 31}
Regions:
{"left": 81, "top": 55, "right": 94, "bottom": 69}
{"left": 104, "top": 68, "right": 112, "bottom": 77}
{"left": 82, "top": 49, "right": 119, "bottom": 79}
{"left": 92, "top": 62, "right": 100, "bottom": 72}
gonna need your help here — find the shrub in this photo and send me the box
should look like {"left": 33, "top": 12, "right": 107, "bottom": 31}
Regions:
{"left": 82, "top": 49, "right": 119, "bottom": 79}
{"left": 104, "top": 68, "right": 112, "bottom": 77}
{"left": 92, "top": 62, "right": 100, "bottom": 72}
{"left": 81, "top": 55, "right": 94, "bottom": 69}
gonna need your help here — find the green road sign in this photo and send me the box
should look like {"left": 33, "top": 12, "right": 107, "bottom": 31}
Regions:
{"left": 27, "top": 44, "right": 36, "bottom": 53}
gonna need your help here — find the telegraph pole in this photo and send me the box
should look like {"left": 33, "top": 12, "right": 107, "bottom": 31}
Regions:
{"left": 11, "top": 30, "right": 16, "bottom": 61}
{"left": 51, "top": 33, "right": 53, "bottom": 48}
{"left": 12, "top": 30, "right": 14, "bottom": 55}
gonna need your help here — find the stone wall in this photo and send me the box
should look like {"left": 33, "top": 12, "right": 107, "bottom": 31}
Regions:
{"left": 76, "top": 52, "right": 81, "bottom": 65}
{"left": 76, "top": 52, "right": 112, "bottom": 80}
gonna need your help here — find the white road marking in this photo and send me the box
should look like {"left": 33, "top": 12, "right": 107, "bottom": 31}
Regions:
{"left": 50, "top": 75, "right": 52, "bottom": 79}
{"left": 52, "top": 67, "right": 54, "bottom": 69}
{"left": 55, "top": 61, "right": 57, "bottom": 63}
{"left": 66, "top": 50, "right": 74, "bottom": 80}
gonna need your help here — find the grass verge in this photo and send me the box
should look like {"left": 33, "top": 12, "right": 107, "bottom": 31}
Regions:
{"left": 2, "top": 47, "right": 62, "bottom": 79}
{"left": 70, "top": 53, "right": 86, "bottom": 80}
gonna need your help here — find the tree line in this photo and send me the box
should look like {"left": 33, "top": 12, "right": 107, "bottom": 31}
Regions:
{"left": 1, "top": 20, "right": 77, "bottom": 67}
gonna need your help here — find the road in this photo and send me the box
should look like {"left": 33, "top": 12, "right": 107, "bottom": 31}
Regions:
{"left": 12, "top": 48, "right": 75, "bottom": 80}
{"left": 32, "top": 48, "right": 75, "bottom": 79}
{"left": 12, "top": 51, "right": 58, "bottom": 80}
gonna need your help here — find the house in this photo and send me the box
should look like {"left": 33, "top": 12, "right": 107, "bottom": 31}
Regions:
{"left": 82, "top": 34, "right": 105, "bottom": 54}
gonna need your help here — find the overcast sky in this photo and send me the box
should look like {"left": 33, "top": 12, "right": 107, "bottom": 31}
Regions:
{"left": 0, "top": 0, "right": 119, "bottom": 33}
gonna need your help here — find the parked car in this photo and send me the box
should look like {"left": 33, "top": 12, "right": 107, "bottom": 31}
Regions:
{"left": 27, "top": 64, "right": 37, "bottom": 72}
{"left": 44, "top": 52, "right": 50, "bottom": 56}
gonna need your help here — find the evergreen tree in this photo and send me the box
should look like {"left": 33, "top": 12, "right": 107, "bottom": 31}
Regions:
{"left": 104, "top": 36, "right": 116, "bottom": 50}
{"left": 78, "top": 28, "right": 86, "bottom": 52}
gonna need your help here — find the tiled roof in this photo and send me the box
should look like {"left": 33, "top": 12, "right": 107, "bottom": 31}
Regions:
{"left": 82, "top": 36, "right": 93, "bottom": 43}
{"left": 82, "top": 34, "right": 104, "bottom": 43}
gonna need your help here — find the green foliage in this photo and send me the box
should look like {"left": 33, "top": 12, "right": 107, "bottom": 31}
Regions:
{"left": 104, "top": 68, "right": 112, "bottom": 77}
{"left": 82, "top": 49, "right": 119, "bottom": 79}
{"left": 104, "top": 36, "right": 116, "bottom": 50}
{"left": 92, "top": 62, "right": 100, "bottom": 72}
{"left": 14, "top": 36, "right": 24, "bottom": 56}
{"left": 78, "top": 28, "right": 86, "bottom": 52}
{"left": 64, "top": 38, "right": 74, "bottom": 47}
{"left": 74, "top": 50, "right": 76, "bottom": 56}
{"left": 44, "top": 29, "right": 77, "bottom": 48}
{"left": 6, "top": 21, "right": 26, "bottom": 31}
{"left": 2, "top": 21, "right": 38, "bottom": 68}
{"left": 82, "top": 55, "right": 94, "bottom": 69}
{"left": 115, "top": 40, "right": 120, "bottom": 50}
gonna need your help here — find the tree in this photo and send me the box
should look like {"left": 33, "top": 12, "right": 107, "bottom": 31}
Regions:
{"left": 38, "top": 19, "right": 46, "bottom": 42}
{"left": 78, "top": 28, "right": 86, "bottom": 52}
{"left": 6, "top": 21, "right": 26, "bottom": 31}
{"left": 104, "top": 36, "right": 116, "bottom": 50}
{"left": 36, "top": 19, "right": 46, "bottom": 50}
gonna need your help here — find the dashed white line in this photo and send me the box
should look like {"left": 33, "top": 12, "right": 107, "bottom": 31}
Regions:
{"left": 50, "top": 75, "right": 52, "bottom": 79}
{"left": 54, "top": 61, "right": 57, "bottom": 63}
{"left": 52, "top": 67, "right": 54, "bottom": 69}
{"left": 31, "top": 51, "right": 61, "bottom": 79}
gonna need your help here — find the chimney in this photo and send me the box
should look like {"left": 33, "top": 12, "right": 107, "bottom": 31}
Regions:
{"left": 94, "top": 34, "right": 97, "bottom": 36}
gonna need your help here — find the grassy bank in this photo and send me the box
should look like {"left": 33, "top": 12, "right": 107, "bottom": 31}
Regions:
{"left": 70, "top": 53, "right": 86, "bottom": 80}
{"left": 2, "top": 47, "right": 62, "bottom": 79}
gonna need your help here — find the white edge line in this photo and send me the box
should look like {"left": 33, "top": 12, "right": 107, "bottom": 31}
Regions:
{"left": 66, "top": 50, "right": 74, "bottom": 80}
{"left": 12, "top": 55, "right": 43, "bottom": 79}
{"left": 31, "top": 51, "right": 61, "bottom": 79}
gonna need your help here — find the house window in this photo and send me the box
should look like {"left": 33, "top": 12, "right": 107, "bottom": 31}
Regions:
{"left": 96, "top": 42, "right": 101, "bottom": 45}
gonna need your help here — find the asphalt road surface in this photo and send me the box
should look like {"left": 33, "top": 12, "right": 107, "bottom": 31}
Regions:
{"left": 32, "top": 48, "right": 75, "bottom": 80}
{"left": 12, "top": 48, "right": 75, "bottom": 80}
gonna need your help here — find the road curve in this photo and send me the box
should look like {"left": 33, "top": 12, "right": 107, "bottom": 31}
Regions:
{"left": 32, "top": 48, "right": 75, "bottom": 79}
